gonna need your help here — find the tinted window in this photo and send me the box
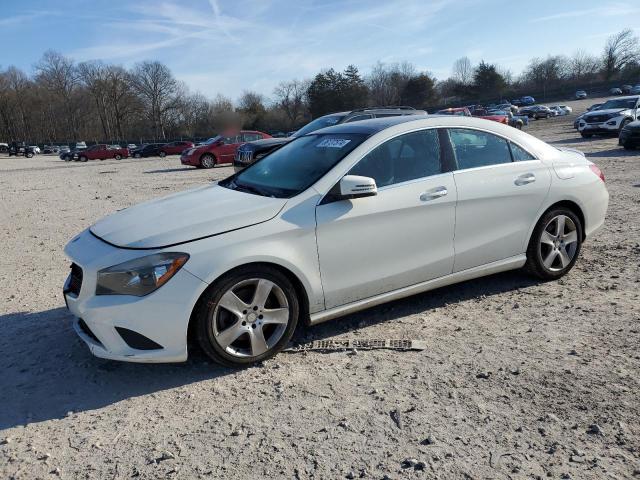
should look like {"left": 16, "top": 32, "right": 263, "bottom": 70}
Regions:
{"left": 224, "top": 133, "right": 368, "bottom": 198}
{"left": 223, "top": 135, "right": 241, "bottom": 145}
{"left": 293, "top": 114, "right": 347, "bottom": 137}
{"left": 509, "top": 142, "right": 536, "bottom": 161}
{"left": 243, "top": 133, "right": 262, "bottom": 142}
{"left": 375, "top": 113, "right": 402, "bottom": 118}
{"left": 448, "top": 128, "right": 512, "bottom": 169}
{"left": 348, "top": 129, "right": 441, "bottom": 188}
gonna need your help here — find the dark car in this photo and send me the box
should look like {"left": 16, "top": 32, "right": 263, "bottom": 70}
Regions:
{"left": 159, "top": 141, "right": 194, "bottom": 157}
{"left": 618, "top": 120, "right": 640, "bottom": 149}
{"left": 519, "top": 105, "right": 552, "bottom": 119}
{"left": 233, "top": 106, "right": 427, "bottom": 172}
{"left": 131, "top": 143, "right": 165, "bottom": 158}
{"left": 60, "top": 147, "right": 86, "bottom": 161}
{"left": 8, "top": 142, "right": 36, "bottom": 158}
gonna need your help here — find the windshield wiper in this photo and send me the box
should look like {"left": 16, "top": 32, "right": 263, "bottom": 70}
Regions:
{"left": 233, "top": 181, "right": 270, "bottom": 197}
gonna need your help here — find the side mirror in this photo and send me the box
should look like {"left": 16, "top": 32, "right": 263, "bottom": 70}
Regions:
{"left": 339, "top": 175, "right": 377, "bottom": 199}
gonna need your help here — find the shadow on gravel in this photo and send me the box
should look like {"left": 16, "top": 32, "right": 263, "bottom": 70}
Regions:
{"left": 586, "top": 148, "right": 638, "bottom": 158}
{"left": 0, "top": 270, "right": 538, "bottom": 431}
{"left": 547, "top": 137, "right": 601, "bottom": 145}
{"left": 0, "top": 308, "right": 231, "bottom": 430}
{"left": 144, "top": 167, "right": 196, "bottom": 174}
{"left": 293, "top": 270, "right": 540, "bottom": 344}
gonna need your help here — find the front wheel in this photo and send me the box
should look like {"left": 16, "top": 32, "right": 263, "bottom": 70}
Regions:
{"left": 200, "top": 154, "right": 215, "bottom": 169}
{"left": 159, "top": 151, "right": 166, "bottom": 158}
{"left": 195, "top": 266, "right": 300, "bottom": 367}
{"left": 79, "top": 156, "right": 88, "bottom": 162}
{"left": 114, "top": 154, "right": 122, "bottom": 160}
{"left": 525, "top": 208, "right": 583, "bottom": 280}
{"left": 26, "top": 152, "right": 34, "bottom": 158}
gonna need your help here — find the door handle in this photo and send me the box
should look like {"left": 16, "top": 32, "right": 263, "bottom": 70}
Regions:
{"left": 420, "top": 186, "right": 448, "bottom": 201}
{"left": 515, "top": 173, "right": 536, "bottom": 186}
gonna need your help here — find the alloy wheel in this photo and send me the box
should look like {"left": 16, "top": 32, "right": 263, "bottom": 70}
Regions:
{"left": 211, "top": 278, "right": 290, "bottom": 358}
{"left": 539, "top": 214, "right": 578, "bottom": 272}
{"left": 201, "top": 155, "right": 214, "bottom": 168}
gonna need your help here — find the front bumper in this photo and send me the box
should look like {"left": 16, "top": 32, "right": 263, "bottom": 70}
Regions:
{"left": 180, "top": 152, "right": 199, "bottom": 166}
{"left": 578, "top": 117, "right": 624, "bottom": 134}
{"left": 63, "top": 230, "right": 208, "bottom": 363}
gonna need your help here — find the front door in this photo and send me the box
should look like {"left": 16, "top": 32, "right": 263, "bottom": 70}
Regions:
{"left": 315, "top": 128, "right": 457, "bottom": 309}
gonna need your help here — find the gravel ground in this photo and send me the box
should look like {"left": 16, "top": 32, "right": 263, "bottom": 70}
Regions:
{"left": 1, "top": 97, "right": 639, "bottom": 479}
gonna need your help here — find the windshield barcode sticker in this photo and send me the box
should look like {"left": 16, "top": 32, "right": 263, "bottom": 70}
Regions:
{"left": 317, "top": 138, "right": 351, "bottom": 148}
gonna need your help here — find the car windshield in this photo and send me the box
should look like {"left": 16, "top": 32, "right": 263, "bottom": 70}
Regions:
{"left": 293, "top": 114, "right": 347, "bottom": 137}
{"left": 203, "top": 135, "right": 222, "bottom": 145}
{"left": 599, "top": 98, "right": 637, "bottom": 109}
{"left": 220, "top": 133, "right": 368, "bottom": 198}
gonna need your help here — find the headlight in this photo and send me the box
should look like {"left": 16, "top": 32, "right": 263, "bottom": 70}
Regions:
{"left": 96, "top": 253, "right": 189, "bottom": 296}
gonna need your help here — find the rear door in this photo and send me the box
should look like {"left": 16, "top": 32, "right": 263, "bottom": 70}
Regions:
{"left": 315, "top": 128, "right": 457, "bottom": 309}
{"left": 445, "top": 128, "right": 551, "bottom": 272}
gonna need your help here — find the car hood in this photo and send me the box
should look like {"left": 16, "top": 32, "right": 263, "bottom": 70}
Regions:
{"left": 240, "top": 137, "right": 291, "bottom": 151}
{"left": 584, "top": 108, "right": 626, "bottom": 117}
{"left": 90, "top": 184, "right": 287, "bottom": 249}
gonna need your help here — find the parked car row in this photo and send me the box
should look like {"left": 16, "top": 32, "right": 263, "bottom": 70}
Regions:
{"left": 575, "top": 95, "right": 640, "bottom": 138}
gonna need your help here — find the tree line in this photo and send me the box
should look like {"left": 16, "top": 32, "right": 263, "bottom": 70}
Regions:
{"left": 1, "top": 29, "right": 639, "bottom": 145}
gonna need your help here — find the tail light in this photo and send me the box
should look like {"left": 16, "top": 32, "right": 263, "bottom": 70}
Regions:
{"left": 589, "top": 164, "right": 605, "bottom": 182}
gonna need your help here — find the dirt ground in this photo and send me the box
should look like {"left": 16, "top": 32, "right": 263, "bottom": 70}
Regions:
{"left": 1, "top": 97, "right": 639, "bottom": 480}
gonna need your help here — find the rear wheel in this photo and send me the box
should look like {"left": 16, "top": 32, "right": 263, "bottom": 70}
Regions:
{"left": 622, "top": 142, "right": 635, "bottom": 150}
{"left": 114, "top": 154, "right": 122, "bottom": 160}
{"left": 619, "top": 118, "right": 632, "bottom": 132}
{"left": 195, "top": 266, "right": 299, "bottom": 367}
{"left": 200, "top": 154, "right": 215, "bottom": 169}
{"left": 525, "top": 208, "right": 582, "bottom": 280}
{"left": 159, "top": 151, "right": 166, "bottom": 158}
{"left": 79, "top": 156, "right": 88, "bottom": 162}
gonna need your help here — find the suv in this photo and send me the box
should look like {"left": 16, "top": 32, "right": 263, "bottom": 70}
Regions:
{"left": 181, "top": 131, "right": 271, "bottom": 169}
{"left": 159, "top": 141, "right": 194, "bottom": 157}
{"left": 577, "top": 96, "right": 640, "bottom": 137}
{"left": 233, "top": 106, "right": 427, "bottom": 172}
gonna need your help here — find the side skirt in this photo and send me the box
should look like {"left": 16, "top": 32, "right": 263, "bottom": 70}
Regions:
{"left": 309, "top": 254, "right": 527, "bottom": 325}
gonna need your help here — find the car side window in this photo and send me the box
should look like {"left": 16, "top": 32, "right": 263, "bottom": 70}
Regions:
{"left": 348, "top": 129, "right": 441, "bottom": 188}
{"left": 509, "top": 142, "right": 536, "bottom": 161}
{"left": 447, "top": 128, "right": 512, "bottom": 170}
{"left": 223, "top": 136, "right": 238, "bottom": 145}
{"left": 344, "top": 114, "right": 373, "bottom": 123}
{"left": 243, "top": 133, "right": 262, "bottom": 142}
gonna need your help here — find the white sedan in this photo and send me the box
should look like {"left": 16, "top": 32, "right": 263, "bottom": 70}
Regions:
{"left": 64, "top": 116, "right": 608, "bottom": 367}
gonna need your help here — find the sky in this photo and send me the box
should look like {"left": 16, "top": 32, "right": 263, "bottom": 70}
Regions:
{"left": 1, "top": 0, "right": 638, "bottom": 101}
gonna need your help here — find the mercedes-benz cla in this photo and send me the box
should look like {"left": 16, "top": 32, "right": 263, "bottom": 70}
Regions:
{"left": 64, "top": 116, "right": 608, "bottom": 367}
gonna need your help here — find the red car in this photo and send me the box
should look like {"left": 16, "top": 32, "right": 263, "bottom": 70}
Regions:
{"left": 159, "top": 141, "right": 195, "bottom": 157}
{"left": 76, "top": 144, "right": 129, "bottom": 162}
{"left": 471, "top": 108, "right": 509, "bottom": 125}
{"left": 436, "top": 107, "right": 472, "bottom": 116}
{"left": 181, "top": 131, "right": 271, "bottom": 169}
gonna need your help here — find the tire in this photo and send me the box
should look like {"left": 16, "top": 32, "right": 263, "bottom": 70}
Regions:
{"left": 581, "top": 133, "right": 593, "bottom": 138}
{"left": 114, "top": 154, "right": 122, "bottom": 160}
{"left": 622, "top": 142, "right": 635, "bottom": 150}
{"left": 159, "top": 151, "right": 166, "bottom": 158}
{"left": 26, "top": 152, "right": 34, "bottom": 158}
{"left": 619, "top": 118, "right": 632, "bottom": 132}
{"left": 525, "top": 208, "right": 583, "bottom": 280}
{"left": 79, "top": 156, "right": 88, "bottom": 162}
{"left": 134, "top": 153, "right": 141, "bottom": 158}
{"left": 195, "top": 265, "right": 300, "bottom": 367}
{"left": 200, "top": 154, "right": 215, "bottom": 169}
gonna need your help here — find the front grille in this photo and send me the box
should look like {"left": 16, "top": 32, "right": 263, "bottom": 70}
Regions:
{"left": 235, "top": 150, "right": 254, "bottom": 164}
{"left": 586, "top": 115, "right": 609, "bottom": 124}
{"left": 67, "top": 263, "right": 83, "bottom": 296}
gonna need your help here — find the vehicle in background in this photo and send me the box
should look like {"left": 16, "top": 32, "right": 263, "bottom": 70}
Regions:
{"left": 487, "top": 109, "right": 528, "bottom": 129}
{"left": 631, "top": 85, "right": 640, "bottom": 95}
{"left": 621, "top": 85, "right": 633, "bottom": 94}
{"left": 0, "top": 142, "right": 8, "bottom": 153}
{"left": 126, "top": 144, "right": 137, "bottom": 150}
{"left": 471, "top": 108, "right": 509, "bottom": 126}
{"left": 76, "top": 144, "right": 129, "bottom": 162}
{"left": 63, "top": 115, "right": 609, "bottom": 366}
{"left": 131, "top": 143, "right": 165, "bottom": 158}
{"left": 61, "top": 148, "right": 84, "bottom": 161}
{"left": 233, "top": 107, "right": 428, "bottom": 172}
{"left": 519, "top": 105, "right": 553, "bottom": 119}
{"left": 495, "top": 103, "right": 518, "bottom": 114}
{"left": 159, "top": 141, "right": 195, "bottom": 157}
{"left": 512, "top": 96, "right": 535, "bottom": 106}
{"left": 609, "top": 88, "right": 623, "bottom": 95}
{"left": 8, "top": 142, "right": 37, "bottom": 158}
{"left": 619, "top": 120, "right": 640, "bottom": 149}
{"left": 182, "top": 131, "right": 271, "bottom": 169}
{"left": 43, "top": 145, "right": 61, "bottom": 154}
{"left": 574, "top": 104, "right": 604, "bottom": 129}
{"left": 575, "top": 90, "right": 588, "bottom": 99}
{"left": 549, "top": 105, "right": 572, "bottom": 116}
{"left": 437, "top": 107, "right": 471, "bottom": 116}
{"left": 30, "top": 146, "right": 41, "bottom": 154}
{"left": 75, "top": 141, "right": 87, "bottom": 150}
{"left": 577, "top": 96, "right": 640, "bottom": 138}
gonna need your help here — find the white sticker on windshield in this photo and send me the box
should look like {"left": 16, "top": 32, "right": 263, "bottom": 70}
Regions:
{"left": 316, "top": 138, "right": 351, "bottom": 148}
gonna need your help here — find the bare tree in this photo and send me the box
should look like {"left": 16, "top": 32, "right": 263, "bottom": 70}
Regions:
{"left": 130, "top": 61, "right": 179, "bottom": 140}
{"left": 568, "top": 49, "right": 600, "bottom": 80}
{"left": 603, "top": 29, "right": 640, "bottom": 80}
{"left": 273, "top": 79, "right": 309, "bottom": 128}
{"left": 367, "top": 61, "right": 416, "bottom": 106}
{"left": 452, "top": 56, "right": 473, "bottom": 85}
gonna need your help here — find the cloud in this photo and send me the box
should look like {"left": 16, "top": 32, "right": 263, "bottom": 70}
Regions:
{"left": 531, "top": 4, "right": 639, "bottom": 23}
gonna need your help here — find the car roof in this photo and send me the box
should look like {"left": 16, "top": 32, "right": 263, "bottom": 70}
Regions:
{"left": 311, "top": 114, "right": 432, "bottom": 135}
{"left": 610, "top": 95, "right": 639, "bottom": 100}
